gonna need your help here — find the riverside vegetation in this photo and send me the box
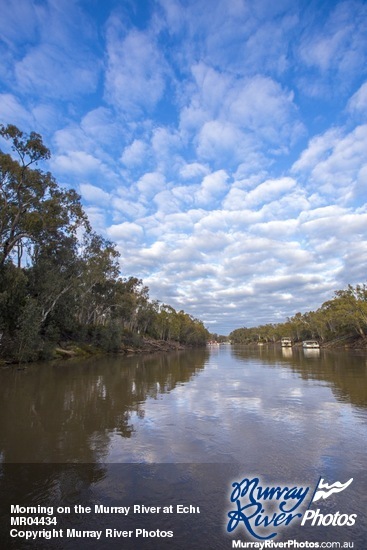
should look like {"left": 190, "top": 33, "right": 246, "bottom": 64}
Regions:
{"left": 229, "top": 283, "right": 367, "bottom": 348}
{"left": 0, "top": 124, "right": 209, "bottom": 363}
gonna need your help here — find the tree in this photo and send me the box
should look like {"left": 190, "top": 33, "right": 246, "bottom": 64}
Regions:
{"left": 75, "top": 231, "right": 120, "bottom": 326}
{"left": 0, "top": 124, "right": 211, "bottom": 361}
{"left": 322, "top": 285, "right": 367, "bottom": 338}
{"left": 0, "top": 124, "right": 88, "bottom": 268}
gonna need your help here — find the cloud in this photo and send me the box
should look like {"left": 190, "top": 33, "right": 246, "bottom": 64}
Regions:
{"left": 104, "top": 18, "right": 167, "bottom": 114}
{"left": 136, "top": 172, "right": 166, "bottom": 199}
{"left": 347, "top": 81, "right": 367, "bottom": 114}
{"left": 3, "top": 0, "right": 101, "bottom": 102}
{"left": 180, "top": 64, "right": 303, "bottom": 170}
{"left": 179, "top": 162, "right": 209, "bottom": 180}
{"left": 292, "top": 122, "right": 367, "bottom": 206}
{"left": 52, "top": 150, "right": 106, "bottom": 176}
{"left": 2, "top": 0, "right": 367, "bottom": 333}
{"left": 250, "top": 218, "right": 299, "bottom": 239}
{"left": 0, "top": 93, "right": 33, "bottom": 128}
{"left": 297, "top": 1, "right": 367, "bottom": 96}
{"left": 79, "top": 183, "right": 111, "bottom": 204}
{"left": 0, "top": 0, "right": 38, "bottom": 47}
{"left": 108, "top": 221, "right": 144, "bottom": 243}
{"left": 242, "top": 177, "right": 297, "bottom": 208}
{"left": 292, "top": 129, "right": 342, "bottom": 173}
{"left": 80, "top": 108, "right": 122, "bottom": 148}
{"left": 15, "top": 44, "right": 99, "bottom": 100}
{"left": 195, "top": 170, "right": 229, "bottom": 206}
{"left": 224, "top": 75, "right": 300, "bottom": 143}
{"left": 300, "top": 210, "right": 367, "bottom": 241}
{"left": 121, "top": 139, "right": 149, "bottom": 167}
{"left": 197, "top": 120, "right": 251, "bottom": 166}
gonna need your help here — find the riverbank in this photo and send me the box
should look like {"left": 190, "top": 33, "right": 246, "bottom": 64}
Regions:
{"left": 55, "top": 337, "right": 187, "bottom": 358}
{"left": 318, "top": 334, "right": 367, "bottom": 350}
{"left": 0, "top": 337, "right": 190, "bottom": 366}
{"left": 240, "top": 334, "right": 367, "bottom": 351}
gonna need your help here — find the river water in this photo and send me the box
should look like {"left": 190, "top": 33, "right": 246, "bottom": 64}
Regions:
{"left": 0, "top": 345, "right": 366, "bottom": 548}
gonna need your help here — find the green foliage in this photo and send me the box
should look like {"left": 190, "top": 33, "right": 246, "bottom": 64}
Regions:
{"left": 15, "top": 298, "right": 42, "bottom": 362}
{"left": 229, "top": 283, "right": 367, "bottom": 345}
{"left": 89, "top": 321, "right": 122, "bottom": 353}
{"left": 0, "top": 123, "right": 88, "bottom": 268}
{"left": 0, "top": 124, "right": 209, "bottom": 362}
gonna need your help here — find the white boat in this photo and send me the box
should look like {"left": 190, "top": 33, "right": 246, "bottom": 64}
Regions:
{"left": 281, "top": 337, "right": 292, "bottom": 347}
{"left": 302, "top": 340, "right": 320, "bottom": 349}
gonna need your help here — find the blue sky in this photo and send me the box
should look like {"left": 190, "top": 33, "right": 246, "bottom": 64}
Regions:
{"left": 1, "top": 0, "right": 367, "bottom": 335}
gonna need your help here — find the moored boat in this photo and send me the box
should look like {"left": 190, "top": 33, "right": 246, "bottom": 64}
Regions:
{"left": 302, "top": 340, "right": 320, "bottom": 349}
{"left": 281, "top": 337, "right": 292, "bottom": 347}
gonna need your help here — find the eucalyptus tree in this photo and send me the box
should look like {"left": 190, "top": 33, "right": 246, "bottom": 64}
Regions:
{"left": 0, "top": 124, "right": 88, "bottom": 268}
{"left": 321, "top": 284, "right": 367, "bottom": 339}
{"left": 0, "top": 124, "right": 88, "bottom": 360}
{"left": 76, "top": 231, "right": 121, "bottom": 326}
{"left": 0, "top": 124, "right": 211, "bottom": 361}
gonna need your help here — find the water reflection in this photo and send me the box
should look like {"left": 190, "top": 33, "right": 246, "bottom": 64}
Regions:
{"left": 0, "top": 346, "right": 366, "bottom": 547}
{"left": 232, "top": 345, "right": 367, "bottom": 410}
{"left": 303, "top": 348, "right": 320, "bottom": 358}
{"left": 281, "top": 347, "right": 293, "bottom": 358}
{"left": 0, "top": 350, "right": 208, "bottom": 463}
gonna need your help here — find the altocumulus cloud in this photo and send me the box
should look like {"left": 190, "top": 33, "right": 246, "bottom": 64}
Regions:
{"left": 1, "top": 0, "right": 367, "bottom": 333}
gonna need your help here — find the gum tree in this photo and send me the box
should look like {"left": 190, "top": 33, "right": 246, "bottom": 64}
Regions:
{"left": 0, "top": 124, "right": 88, "bottom": 268}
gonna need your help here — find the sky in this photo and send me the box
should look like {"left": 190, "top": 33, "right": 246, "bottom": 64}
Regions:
{"left": 1, "top": 0, "right": 367, "bottom": 335}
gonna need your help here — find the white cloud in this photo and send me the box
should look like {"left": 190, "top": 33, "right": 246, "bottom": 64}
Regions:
{"left": 315, "top": 126, "right": 367, "bottom": 200}
{"left": 108, "top": 222, "right": 144, "bottom": 243}
{"left": 292, "top": 129, "right": 342, "bottom": 173}
{"left": 179, "top": 64, "right": 303, "bottom": 171}
{"left": 136, "top": 172, "right": 166, "bottom": 198}
{"left": 79, "top": 183, "right": 111, "bottom": 204}
{"left": 300, "top": 211, "right": 367, "bottom": 240}
{"left": 197, "top": 120, "right": 253, "bottom": 166}
{"left": 179, "top": 162, "right": 209, "bottom": 180}
{"left": 0, "top": 93, "right": 33, "bottom": 128}
{"left": 15, "top": 44, "right": 99, "bottom": 100}
{"left": 111, "top": 196, "right": 147, "bottom": 219}
{"left": 224, "top": 75, "right": 299, "bottom": 142}
{"left": 121, "top": 139, "right": 149, "bottom": 167}
{"left": 104, "top": 19, "right": 167, "bottom": 114}
{"left": 347, "top": 81, "right": 367, "bottom": 114}
{"left": 243, "top": 177, "right": 297, "bottom": 208}
{"left": 195, "top": 170, "right": 229, "bottom": 205}
{"left": 250, "top": 218, "right": 299, "bottom": 238}
{"left": 4, "top": 0, "right": 101, "bottom": 102}
{"left": 80, "top": 108, "right": 121, "bottom": 147}
{"left": 297, "top": 1, "right": 367, "bottom": 96}
{"left": 2, "top": 0, "right": 367, "bottom": 333}
{"left": 292, "top": 124, "right": 367, "bottom": 204}
{"left": 0, "top": 0, "right": 38, "bottom": 47}
{"left": 221, "top": 188, "right": 248, "bottom": 211}
{"left": 52, "top": 150, "right": 105, "bottom": 176}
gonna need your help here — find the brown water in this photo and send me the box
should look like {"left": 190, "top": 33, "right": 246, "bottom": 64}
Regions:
{"left": 0, "top": 346, "right": 366, "bottom": 548}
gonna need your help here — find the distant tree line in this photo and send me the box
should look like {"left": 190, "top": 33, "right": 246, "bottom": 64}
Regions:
{"left": 229, "top": 284, "right": 367, "bottom": 345}
{"left": 0, "top": 124, "right": 209, "bottom": 362}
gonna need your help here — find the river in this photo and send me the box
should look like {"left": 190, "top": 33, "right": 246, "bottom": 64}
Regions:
{"left": 0, "top": 345, "right": 366, "bottom": 548}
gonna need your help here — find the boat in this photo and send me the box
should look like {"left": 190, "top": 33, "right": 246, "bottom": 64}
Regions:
{"left": 281, "top": 337, "right": 292, "bottom": 347}
{"left": 302, "top": 340, "right": 320, "bottom": 349}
